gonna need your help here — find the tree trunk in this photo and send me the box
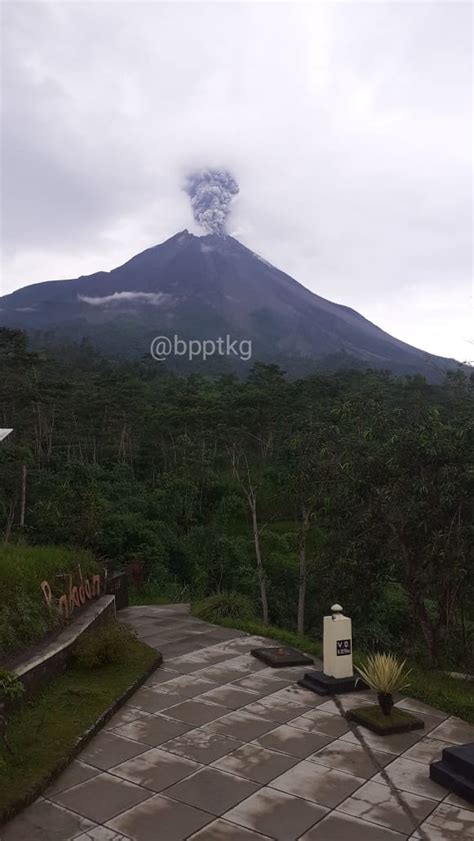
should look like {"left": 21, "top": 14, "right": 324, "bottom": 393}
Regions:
{"left": 413, "top": 595, "right": 440, "bottom": 667}
{"left": 19, "top": 464, "right": 27, "bottom": 529}
{"left": 3, "top": 499, "right": 16, "bottom": 544}
{"left": 297, "top": 506, "right": 311, "bottom": 636}
{"left": 250, "top": 497, "right": 269, "bottom": 625}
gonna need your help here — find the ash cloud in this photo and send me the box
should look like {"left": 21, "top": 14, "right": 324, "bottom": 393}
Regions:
{"left": 185, "top": 169, "right": 239, "bottom": 235}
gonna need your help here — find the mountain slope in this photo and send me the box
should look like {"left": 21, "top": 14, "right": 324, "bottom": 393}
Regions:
{"left": 0, "top": 231, "right": 461, "bottom": 378}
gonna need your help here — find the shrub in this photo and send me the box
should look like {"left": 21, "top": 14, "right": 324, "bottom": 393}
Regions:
{"left": 0, "top": 669, "right": 25, "bottom": 755}
{"left": 192, "top": 592, "right": 255, "bottom": 622}
{"left": 0, "top": 669, "right": 24, "bottom": 705}
{"left": 73, "top": 622, "right": 137, "bottom": 669}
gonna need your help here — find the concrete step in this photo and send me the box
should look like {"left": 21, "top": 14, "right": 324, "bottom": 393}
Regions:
{"left": 442, "top": 743, "right": 474, "bottom": 780}
{"left": 430, "top": 759, "right": 474, "bottom": 805}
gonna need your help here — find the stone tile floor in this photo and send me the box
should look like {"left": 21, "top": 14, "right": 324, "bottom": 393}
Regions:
{"left": 3, "top": 604, "right": 474, "bottom": 841}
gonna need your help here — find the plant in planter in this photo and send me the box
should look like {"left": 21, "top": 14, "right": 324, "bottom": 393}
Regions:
{"left": 355, "top": 652, "right": 412, "bottom": 716}
{"left": 347, "top": 653, "right": 423, "bottom": 735}
{"left": 0, "top": 669, "right": 24, "bottom": 754}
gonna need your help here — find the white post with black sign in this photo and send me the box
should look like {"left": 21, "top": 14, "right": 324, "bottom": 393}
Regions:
{"left": 323, "top": 603, "right": 353, "bottom": 679}
{"left": 298, "top": 601, "right": 362, "bottom": 695}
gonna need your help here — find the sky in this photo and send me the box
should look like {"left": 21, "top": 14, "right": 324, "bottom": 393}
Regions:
{"left": 1, "top": 0, "right": 472, "bottom": 362}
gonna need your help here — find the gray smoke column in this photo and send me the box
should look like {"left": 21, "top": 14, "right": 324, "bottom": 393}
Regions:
{"left": 185, "top": 169, "right": 239, "bottom": 234}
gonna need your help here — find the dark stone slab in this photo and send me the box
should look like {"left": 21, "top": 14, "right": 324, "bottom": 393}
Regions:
{"left": 430, "top": 759, "right": 474, "bottom": 804}
{"left": 250, "top": 647, "right": 313, "bottom": 668}
{"left": 442, "top": 742, "right": 474, "bottom": 780}
{"left": 298, "top": 670, "right": 366, "bottom": 696}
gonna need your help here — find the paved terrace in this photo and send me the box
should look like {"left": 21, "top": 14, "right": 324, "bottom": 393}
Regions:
{"left": 3, "top": 605, "right": 474, "bottom": 841}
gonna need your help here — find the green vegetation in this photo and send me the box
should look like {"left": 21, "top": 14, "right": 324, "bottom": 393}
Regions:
{"left": 0, "top": 627, "right": 157, "bottom": 822}
{"left": 73, "top": 622, "right": 138, "bottom": 669}
{"left": 1, "top": 328, "right": 473, "bottom": 673}
{"left": 192, "top": 592, "right": 255, "bottom": 622}
{"left": 0, "top": 544, "right": 99, "bottom": 657}
{"left": 0, "top": 669, "right": 25, "bottom": 757}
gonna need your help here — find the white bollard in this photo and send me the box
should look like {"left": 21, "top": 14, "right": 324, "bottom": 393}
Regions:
{"left": 298, "top": 601, "right": 364, "bottom": 696}
{"left": 323, "top": 603, "right": 353, "bottom": 679}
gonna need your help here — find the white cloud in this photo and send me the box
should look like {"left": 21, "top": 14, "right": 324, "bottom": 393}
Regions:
{"left": 1, "top": 0, "right": 472, "bottom": 361}
{"left": 78, "top": 291, "right": 168, "bottom": 307}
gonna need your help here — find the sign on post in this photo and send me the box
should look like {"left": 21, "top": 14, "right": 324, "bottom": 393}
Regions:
{"left": 299, "top": 602, "right": 364, "bottom": 695}
{"left": 323, "top": 603, "right": 353, "bottom": 680}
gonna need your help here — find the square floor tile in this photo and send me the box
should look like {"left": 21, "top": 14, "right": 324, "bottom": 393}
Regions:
{"left": 232, "top": 674, "right": 293, "bottom": 695}
{"left": 299, "top": 811, "right": 408, "bottom": 840}
{"left": 46, "top": 760, "right": 100, "bottom": 796}
{"left": 78, "top": 732, "right": 148, "bottom": 770}
{"left": 165, "top": 655, "right": 213, "bottom": 674}
{"left": 165, "top": 767, "right": 259, "bottom": 815}
{"left": 338, "top": 780, "right": 437, "bottom": 835}
{"left": 161, "top": 727, "right": 243, "bottom": 764}
{"left": 243, "top": 696, "right": 311, "bottom": 723}
{"left": 443, "top": 791, "right": 474, "bottom": 812}
{"left": 196, "top": 664, "right": 252, "bottom": 684}
{"left": 411, "top": 801, "right": 474, "bottom": 839}
{"left": 310, "top": 738, "right": 393, "bottom": 778}
{"left": 75, "top": 830, "right": 130, "bottom": 841}
{"left": 372, "top": 756, "right": 448, "bottom": 800}
{"left": 223, "top": 786, "right": 328, "bottom": 841}
{"left": 104, "top": 706, "right": 151, "bottom": 730}
{"left": 199, "top": 685, "right": 261, "bottom": 710}
{"left": 145, "top": 667, "right": 181, "bottom": 686}
{"left": 255, "top": 724, "right": 332, "bottom": 758}
{"left": 2, "top": 799, "right": 95, "bottom": 841}
{"left": 213, "top": 743, "right": 298, "bottom": 784}
{"left": 51, "top": 772, "right": 151, "bottom": 823}
{"left": 271, "top": 685, "right": 323, "bottom": 705}
{"left": 166, "top": 698, "right": 231, "bottom": 725}
{"left": 289, "top": 709, "right": 349, "bottom": 738}
{"left": 428, "top": 716, "right": 474, "bottom": 745}
{"left": 340, "top": 726, "right": 420, "bottom": 756}
{"left": 188, "top": 818, "right": 272, "bottom": 840}
{"left": 395, "top": 698, "right": 448, "bottom": 719}
{"left": 270, "top": 760, "right": 363, "bottom": 807}
{"left": 159, "top": 675, "right": 219, "bottom": 698}
{"left": 107, "top": 793, "right": 211, "bottom": 840}
{"left": 113, "top": 713, "right": 190, "bottom": 746}
{"left": 127, "top": 686, "right": 184, "bottom": 713}
{"left": 205, "top": 710, "right": 277, "bottom": 741}
{"left": 317, "top": 693, "right": 377, "bottom": 714}
{"left": 111, "top": 747, "right": 201, "bottom": 791}
{"left": 403, "top": 738, "right": 445, "bottom": 766}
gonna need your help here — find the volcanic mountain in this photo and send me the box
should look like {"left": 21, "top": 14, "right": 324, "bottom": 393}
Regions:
{"left": 0, "top": 231, "right": 461, "bottom": 378}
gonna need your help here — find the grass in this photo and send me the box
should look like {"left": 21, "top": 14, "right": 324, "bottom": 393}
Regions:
{"left": 204, "top": 616, "right": 474, "bottom": 724}
{"left": 192, "top": 592, "right": 254, "bottom": 622}
{"left": 0, "top": 633, "right": 158, "bottom": 823}
{"left": 0, "top": 544, "right": 99, "bottom": 656}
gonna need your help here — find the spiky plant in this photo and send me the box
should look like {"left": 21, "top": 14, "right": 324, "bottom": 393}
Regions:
{"left": 355, "top": 653, "right": 412, "bottom": 716}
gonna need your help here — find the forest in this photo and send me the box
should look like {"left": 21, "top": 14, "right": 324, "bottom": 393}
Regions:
{"left": 0, "top": 327, "right": 473, "bottom": 670}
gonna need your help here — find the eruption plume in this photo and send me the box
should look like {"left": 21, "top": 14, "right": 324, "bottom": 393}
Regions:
{"left": 185, "top": 169, "right": 239, "bottom": 235}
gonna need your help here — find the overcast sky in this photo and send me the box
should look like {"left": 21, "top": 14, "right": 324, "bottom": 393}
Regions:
{"left": 1, "top": 0, "right": 472, "bottom": 361}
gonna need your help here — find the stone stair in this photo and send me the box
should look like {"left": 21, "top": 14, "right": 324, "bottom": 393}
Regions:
{"left": 430, "top": 742, "right": 474, "bottom": 804}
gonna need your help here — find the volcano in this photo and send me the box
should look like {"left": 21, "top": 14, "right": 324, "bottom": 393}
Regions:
{"left": 0, "top": 231, "right": 462, "bottom": 378}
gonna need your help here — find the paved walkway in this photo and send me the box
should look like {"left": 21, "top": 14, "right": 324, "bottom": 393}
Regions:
{"left": 3, "top": 605, "right": 474, "bottom": 841}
